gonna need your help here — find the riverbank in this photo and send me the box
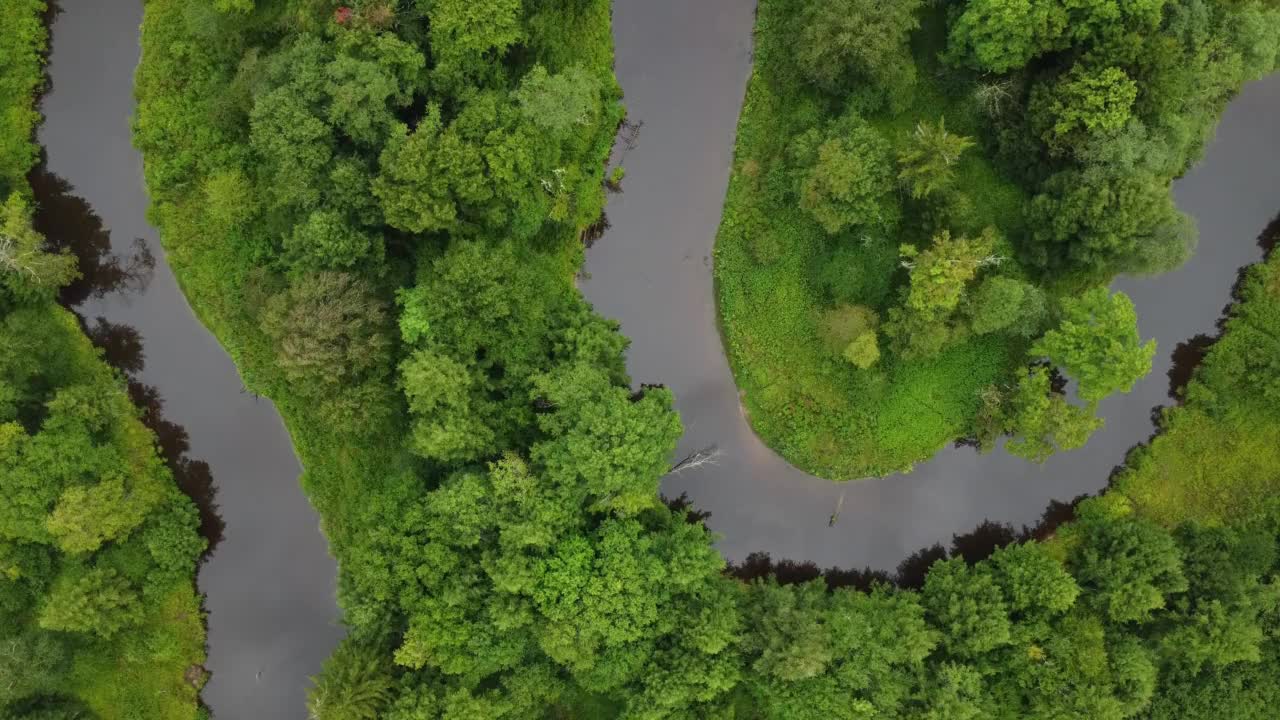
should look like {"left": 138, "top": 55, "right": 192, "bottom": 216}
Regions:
{"left": 1109, "top": 234, "right": 1280, "bottom": 527}
{"left": 1, "top": 2, "right": 206, "bottom": 718}
{"left": 41, "top": 2, "right": 342, "bottom": 717}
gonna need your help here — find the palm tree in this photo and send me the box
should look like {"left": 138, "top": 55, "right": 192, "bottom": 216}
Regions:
{"left": 307, "top": 640, "right": 393, "bottom": 720}
{"left": 897, "top": 117, "right": 975, "bottom": 199}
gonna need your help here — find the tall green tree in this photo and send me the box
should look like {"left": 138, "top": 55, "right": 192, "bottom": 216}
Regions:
{"left": 1, "top": 196, "right": 78, "bottom": 309}
{"left": 37, "top": 567, "right": 142, "bottom": 639}
{"left": 1027, "top": 167, "right": 1192, "bottom": 277}
{"left": 967, "top": 276, "right": 1047, "bottom": 337}
{"left": 885, "top": 228, "right": 998, "bottom": 358}
{"left": 514, "top": 65, "right": 602, "bottom": 137}
{"left": 922, "top": 558, "right": 1012, "bottom": 659}
{"left": 259, "top": 271, "right": 391, "bottom": 390}
{"left": 307, "top": 639, "right": 395, "bottom": 720}
{"left": 426, "top": 0, "right": 522, "bottom": 90}
{"left": 994, "top": 365, "right": 1102, "bottom": 462}
{"left": 946, "top": 0, "right": 1069, "bottom": 73}
{"left": 1032, "top": 288, "right": 1155, "bottom": 403}
{"left": 1069, "top": 505, "right": 1188, "bottom": 624}
{"left": 1031, "top": 65, "right": 1138, "bottom": 156}
{"left": 792, "top": 0, "right": 922, "bottom": 107}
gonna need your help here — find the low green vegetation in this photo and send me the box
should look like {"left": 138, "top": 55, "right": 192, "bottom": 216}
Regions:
{"left": 127, "top": 1, "right": 1280, "bottom": 718}
{"left": 715, "top": 0, "right": 1280, "bottom": 477}
{"left": 0, "top": 4, "right": 207, "bottom": 718}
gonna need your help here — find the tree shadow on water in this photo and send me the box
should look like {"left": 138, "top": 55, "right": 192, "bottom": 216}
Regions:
{"left": 1166, "top": 333, "right": 1216, "bottom": 402}
{"left": 29, "top": 160, "right": 154, "bottom": 307}
{"left": 30, "top": 163, "right": 225, "bottom": 556}
{"left": 85, "top": 317, "right": 226, "bottom": 557}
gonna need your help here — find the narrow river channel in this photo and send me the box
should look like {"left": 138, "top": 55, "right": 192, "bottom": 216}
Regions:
{"left": 585, "top": 0, "right": 1280, "bottom": 570}
{"left": 38, "top": 2, "right": 342, "bottom": 717}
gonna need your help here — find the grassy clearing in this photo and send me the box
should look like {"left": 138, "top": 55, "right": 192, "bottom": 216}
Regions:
{"left": 714, "top": 0, "right": 1027, "bottom": 477}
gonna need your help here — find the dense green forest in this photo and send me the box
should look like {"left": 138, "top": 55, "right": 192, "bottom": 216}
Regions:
{"left": 715, "top": 0, "right": 1280, "bottom": 477}
{"left": 128, "top": 1, "right": 1280, "bottom": 718}
{"left": 0, "top": 3, "right": 207, "bottom": 718}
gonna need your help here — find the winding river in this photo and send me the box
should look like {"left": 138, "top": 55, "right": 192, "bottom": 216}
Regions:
{"left": 39, "top": 2, "right": 342, "bottom": 717}
{"left": 584, "top": 0, "right": 1280, "bottom": 570}
{"left": 32, "top": 0, "right": 1280, "bottom": 717}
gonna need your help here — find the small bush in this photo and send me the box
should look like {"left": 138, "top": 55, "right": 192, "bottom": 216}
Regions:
{"left": 842, "top": 331, "right": 880, "bottom": 369}
{"left": 818, "top": 304, "right": 878, "bottom": 355}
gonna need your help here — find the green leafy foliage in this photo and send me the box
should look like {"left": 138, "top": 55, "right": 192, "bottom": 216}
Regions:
{"left": 793, "top": 116, "right": 898, "bottom": 236}
{"left": 426, "top": 0, "right": 522, "bottom": 91}
{"left": 922, "top": 558, "right": 1011, "bottom": 658}
{"left": 1069, "top": 505, "right": 1188, "bottom": 624}
{"left": 995, "top": 365, "right": 1102, "bottom": 462}
{"left": 947, "top": 0, "right": 1169, "bottom": 73}
{"left": 129, "top": 0, "right": 1280, "bottom": 717}
{"left": 946, "top": 0, "right": 1069, "bottom": 73}
{"left": 37, "top": 567, "right": 142, "bottom": 639}
{"left": 1026, "top": 167, "right": 1191, "bottom": 277}
{"left": 967, "top": 275, "right": 1047, "bottom": 337}
{"left": 842, "top": 331, "right": 881, "bottom": 370}
{"left": 307, "top": 639, "right": 394, "bottom": 720}
{"left": 260, "top": 271, "right": 391, "bottom": 390}
{"left": 792, "top": 0, "right": 922, "bottom": 107}
{"left": 1031, "top": 64, "right": 1138, "bottom": 155}
{"left": 1032, "top": 288, "right": 1155, "bottom": 403}
{"left": 0, "top": 1, "right": 45, "bottom": 196}
{"left": 515, "top": 65, "right": 602, "bottom": 136}
{"left": 885, "top": 228, "right": 998, "bottom": 359}
{"left": 2, "top": 195, "right": 78, "bottom": 310}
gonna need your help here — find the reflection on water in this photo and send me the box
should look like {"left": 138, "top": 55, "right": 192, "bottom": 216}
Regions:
{"left": 587, "top": 0, "right": 1280, "bottom": 571}
{"left": 30, "top": 163, "right": 225, "bottom": 555}
{"left": 1260, "top": 214, "right": 1280, "bottom": 255}
{"left": 1167, "top": 334, "right": 1217, "bottom": 402}
{"left": 29, "top": 162, "right": 154, "bottom": 307}
{"left": 1164, "top": 213, "right": 1280, "bottom": 404}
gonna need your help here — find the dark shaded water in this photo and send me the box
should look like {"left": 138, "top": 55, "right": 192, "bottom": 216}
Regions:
{"left": 38, "top": 2, "right": 341, "bottom": 717}
{"left": 584, "top": 0, "right": 1280, "bottom": 570}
